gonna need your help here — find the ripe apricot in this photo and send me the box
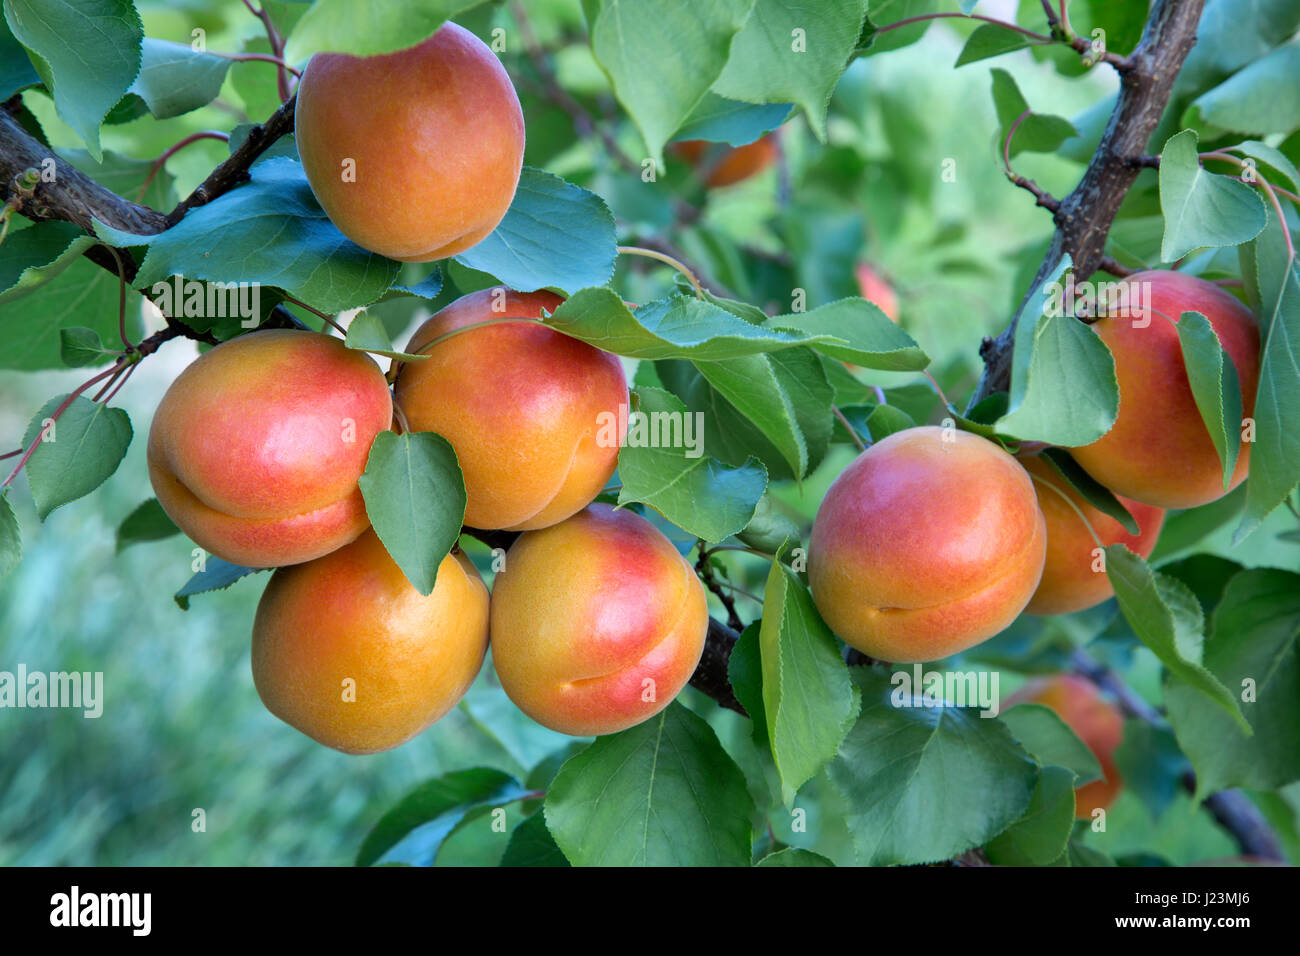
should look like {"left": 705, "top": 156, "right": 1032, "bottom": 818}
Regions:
{"left": 672, "top": 134, "right": 778, "bottom": 187}
{"left": 1005, "top": 674, "right": 1124, "bottom": 817}
{"left": 1070, "top": 270, "right": 1260, "bottom": 509}
{"left": 393, "top": 288, "right": 627, "bottom": 531}
{"left": 854, "top": 262, "right": 900, "bottom": 322}
{"left": 148, "top": 330, "right": 392, "bottom": 568}
{"left": 1020, "top": 454, "right": 1165, "bottom": 616}
{"left": 808, "top": 426, "right": 1046, "bottom": 662}
{"left": 295, "top": 23, "right": 524, "bottom": 261}
{"left": 489, "top": 504, "right": 708, "bottom": 736}
{"left": 252, "top": 530, "right": 489, "bottom": 754}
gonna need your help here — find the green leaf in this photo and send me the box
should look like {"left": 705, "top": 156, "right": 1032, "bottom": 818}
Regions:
{"left": 1066, "top": 841, "right": 1115, "bottom": 867}
{"left": 0, "top": 220, "right": 95, "bottom": 302}
{"left": 1166, "top": 569, "right": 1300, "bottom": 797}
{"left": 1177, "top": 311, "right": 1243, "bottom": 489}
{"left": 1231, "top": 139, "right": 1300, "bottom": 194}
{"left": 755, "top": 847, "right": 835, "bottom": 867}
{"left": 984, "top": 765, "right": 1076, "bottom": 866}
{"left": 1105, "top": 544, "right": 1249, "bottom": 731}
{"left": 617, "top": 387, "right": 767, "bottom": 542}
{"left": 1112, "top": 719, "right": 1186, "bottom": 821}
{"left": 284, "top": 0, "right": 487, "bottom": 63}
{"left": 695, "top": 348, "right": 832, "bottom": 478}
{"left": 1149, "top": 484, "right": 1245, "bottom": 563}
{"left": 0, "top": 12, "right": 39, "bottom": 99}
{"left": 21, "top": 394, "right": 131, "bottom": 519}
{"left": 1236, "top": 257, "right": 1300, "bottom": 543}
{"left": 829, "top": 668, "right": 1038, "bottom": 866}
{"left": 2, "top": 0, "right": 143, "bottom": 160}
{"left": 955, "top": 22, "right": 1029, "bottom": 67}
{"left": 125, "top": 38, "right": 231, "bottom": 119}
{"left": 356, "top": 768, "right": 529, "bottom": 867}
{"left": 174, "top": 557, "right": 264, "bottom": 610}
{"left": 990, "top": 68, "right": 1078, "bottom": 157}
{"left": 500, "top": 812, "right": 569, "bottom": 867}
{"left": 94, "top": 157, "right": 400, "bottom": 314}
{"left": 997, "top": 264, "right": 1119, "bottom": 445}
{"left": 1159, "top": 129, "right": 1268, "bottom": 262}
{"left": 1188, "top": 42, "right": 1300, "bottom": 139}
{"left": 0, "top": 492, "right": 20, "bottom": 579}
{"left": 543, "top": 702, "right": 755, "bottom": 866}
{"left": 358, "top": 431, "right": 466, "bottom": 596}
{"left": 344, "top": 310, "right": 428, "bottom": 361}
{"left": 1039, "top": 447, "right": 1138, "bottom": 535}
{"left": 736, "top": 493, "right": 800, "bottom": 554}
{"left": 999, "top": 702, "right": 1103, "bottom": 786}
{"left": 58, "top": 327, "right": 117, "bottom": 368}
{"left": 454, "top": 167, "right": 617, "bottom": 295}
{"left": 63, "top": 147, "right": 178, "bottom": 212}
{"left": 772, "top": 297, "right": 929, "bottom": 370}
{"left": 759, "top": 561, "right": 860, "bottom": 803}
{"left": 728, "top": 621, "right": 766, "bottom": 743}
{"left": 115, "top": 498, "right": 179, "bottom": 553}
{"left": 712, "top": 0, "right": 868, "bottom": 140}
{"left": 672, "top": 93, "right": 791, "bottom": 146}
{"left": 583, "top": 0, "right": 753, "bottom": 161}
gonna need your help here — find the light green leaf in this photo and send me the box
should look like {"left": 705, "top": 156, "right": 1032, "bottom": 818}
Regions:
{"left": 1188, "top": 42, "right": 1300, "bottom": 139}
{"left": 999, "top": 702, "right": 1103, "bottom": 785}
{"left": 59, "top": 327, "right": 117, "bottom": 368}
{"left": 344, "top": 310, "right": 429, "bottom": 361}
{"left": 500, "top": 812, "right": 569, "bottom": 867}
{"left": 1159, "top": 128, "right": 1267, "bottom": 262}
{"left": 284, "top": 0, "right": 488, "bottom": 63}
{"left": 21, "top": 394, "right": 131, "bottom": 519}
{"left": 955, "top": 22, "right": 1029, "bottom": 67}
{"left": 1177, "top": 310, "right": 1243, "bottom": 489}
{"left": 127, "top": 38, "right": 230, "bottom": 119}
{"left": 755, "top": 847, "right": 835, "bottom": 866}
{"left": 990, "top": 68, "right": 1078, "bottom": 157}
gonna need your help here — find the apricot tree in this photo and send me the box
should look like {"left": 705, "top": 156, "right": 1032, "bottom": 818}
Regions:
{"left": 0, "top": 0, "right": 1298, "bottom": 869}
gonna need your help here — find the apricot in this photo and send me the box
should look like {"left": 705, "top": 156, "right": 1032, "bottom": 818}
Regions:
{"left": 489, "top": 504, "right": 708, "bottom": 736}
{"left": 1070, "top": 270, "right": 1260, "bottom": 509}
{"left": 295, "top": 23, "right": 524, "bottom": 261}
{"left": 808, "top": 426, "right": 1046, "bottom": 663}
{"left": 1005, "top": 674, "right": 1124, "bottom": 817}
{"left": 854, "top": 263, "right": 900, "bottom": 322}
{"left": 393, "top": 288, "right": 627, "bottom": 531}
{"left": 148, "top": 330, "right": 392, "bottom": 568}
{"left": 252, "top": 530, "right": 489, "bottom": 754}
{"left": 1020, "top": 454, "right": 1165, "bottom": 616}
{"left": 672, "top": 134, "right": 778, "bottom": 187}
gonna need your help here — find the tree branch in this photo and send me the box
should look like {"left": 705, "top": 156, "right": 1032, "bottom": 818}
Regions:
{"left": 971, "top": 0, "right": 1205, "bottom": 405}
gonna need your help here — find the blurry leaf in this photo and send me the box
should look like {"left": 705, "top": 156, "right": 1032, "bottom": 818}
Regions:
{"left": 284, "top": 0, "right": 488, "bottom": 63}
{"left": 21, "top": 394, "right": 131, "bottom": 519}
{"left": 673, "top": 93, "right": 791, "bottom": 145}
{"left": 174, "top": 557, "right": 264, "bottom": 610}
{"left": 1188, "top": 42, "right": 1300, "bottom": 138}
{"left": 984, "top": 765, "right": 1076, "bottom": 866}
{"left": 760, "top": 561, "right": 859, "bottom": 803}
{"left": 737, "top": 492, "right": 800, "bottom": 554}
{"left": 728, "top": 621, "right": 767, "bottom": 744}
{"left": 500, "top": 813, "right": 569, "bottom": 867}
{"left": 0, "top": 13, "right": 39, "bottom": 99}
{"left": 394, "top": 268, "right": 444, "bottom": 299}
{"left": 59, "top": 327, "right": 117, "bottom": 368}
{"left": 713, "top": 0, "right": 868, "bottom": 140}
{"left": 94, "top": 158, "right": 400, "bottom": 314}
{"left": 617, "top": 386, "right": 767, "bottom": 542}
{"left": 1166, "top": 569, "right": 1300, "bottom": 798}
{"left": 455, "top": 168, "right": 617, "bottom": 295}
{"left": 1105, "top": 544, "right": 1249, "bottom": 731}
{"left": 1066, "top": 841, "right": 1116, "bottom": 866}
{"left": 582, "top": 0, "right": 752, "bottom": 161}
{"left": 0, "top": 220, "right": 95, "bottom": 303}
{"left": 544, "top": 702, "right": 755, "bottom": 865}
{"left": 1176, "top": 311, "right": 1243, "bottom": 488}
{"left": 1179, "top": 0, "right": 1300, "bottom": 94}
{"left": 990, "top": 69, "right": 1078, "bottom": 157}
{"left": 0, "top": 492, "right": 19, "bottom": 579}
{"left": 127, "top": 38, "right": 230, "bottom": 119}
{"left": 115, "top": 498, "right": 179, "bottom": 553}
{"left": 356, "top": 768, "right": 528, "bottom": 867}
{"left": 829, "top": 668, "right": 1038, "bottom": 866}
{"left": 955, "top": 23, "right": 1029, "bottom": 67}
{"left": 344, "top": 310, "right": 428, "bottom": 361}
{"left": 1159, "top": 130, "right": 1267, "bottom": 261}
{"left": 1148, "top": 484, "right": 1245, "bottom": 563}
{"left": 358, "top": 431, "right": 465, "bottom": 595}
{"left": 755, "top": 847, "right": 835, "bottom": 866}
{"left": 1231, "top": 140, "right": 1300, "bottom": 193}
{"left": 999, "top": 703, "right": 1103, "bottom": 785}
{"left": 3, "top": 0, "right": 143, "bottom": 160}
{"left": 1112, "top": 719, "right": 1187, "bottom": 820}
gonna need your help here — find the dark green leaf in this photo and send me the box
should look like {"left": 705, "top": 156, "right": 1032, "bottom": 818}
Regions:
{"left": 115, "top": 498, "right": 179, "bottom": 553}
{"left": 755, "top": 847, "right": 835, "bottom": 867}
{"left": 1159, "top": 129, "right": 1267, "bottom": 261}
{"left": 673, "top": 93, "right": 791, "bottom": 146}
{"left": 1177, "top": 311, "right": 1243, "bottom": 489}
{"left": 174, "top": 557, "right": 265, "bottom": 610}
{"left": 955, "top": 22, "right": 1029, "bottom": 67}
{"left": 128, "top": 38, "right": 231, "bottom": 119}
{"left": 500, "top": 813, "right": 569, "bottom": 867}
{"left": 0, "top": 492, "right": 20, "bottom": 578}
{"left": 984, "top": 765, "right": 1076, "bottom": 866}
{"left": 999, "top": 702, "right": 1103, "bottom": 785}
{"left": 58, "top": 327, "right": 117, "bottom": 368}
{"left": 21, "top": 394, "right": 131, "bottom": 519}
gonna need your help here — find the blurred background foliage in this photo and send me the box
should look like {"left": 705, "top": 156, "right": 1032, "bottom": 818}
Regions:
{"left": 1, "top": 0, "right": 1296, "bottom": 865}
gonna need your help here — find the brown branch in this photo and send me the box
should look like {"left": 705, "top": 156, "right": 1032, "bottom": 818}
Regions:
{"left": 166, "top": 94, "right": 296, "bottom": 227}
{"left": 692, "top": 619, "right": 745, "bottom": 715}
{"left": 1069, "top": 649, "right": 1285, "bottom": 863}
{"left": 971, "top": 0, "right": 1206, "bottom": 405}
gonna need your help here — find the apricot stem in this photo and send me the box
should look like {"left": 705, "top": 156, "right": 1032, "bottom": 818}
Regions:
{"left": 281, "top": 294, "right": 347, "bottom": 335}
{"left": 414, "top": 317, "right": 543, "bottom": 357}
{"left": 921, "top": 369, "right": 953, "bottom": 409}
{"left": 832, "top": 405, "right": 868, "bottom": 453}
{"left": 205, "top": 51, "right": 302, "bottom": 79}
{"left": 1025, "top": 467, "right": 1105, "bottom": 551}
{"left": 391, "top": 401, "right": 411, "bottom": 436}
{"left": 617, "top": 245, "right": 705, "bottom": 299}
